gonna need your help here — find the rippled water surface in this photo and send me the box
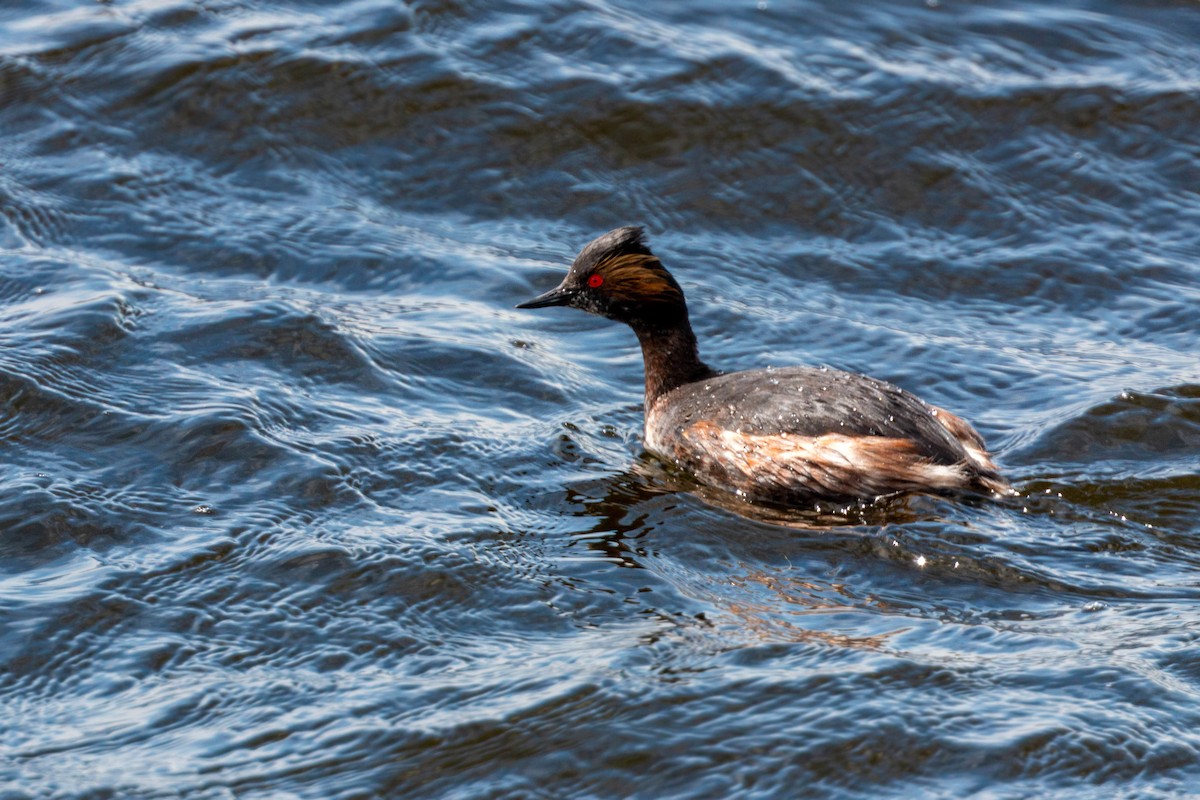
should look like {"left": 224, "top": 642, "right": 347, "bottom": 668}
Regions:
{"left": 3, "top": 0, "right": 1200, "bottom": 797}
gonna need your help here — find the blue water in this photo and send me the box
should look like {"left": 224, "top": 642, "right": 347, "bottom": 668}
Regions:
{"left": 2, "top": 1, "right": 1199, "bottom": 797}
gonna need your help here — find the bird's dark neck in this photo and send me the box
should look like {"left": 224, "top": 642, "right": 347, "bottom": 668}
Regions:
{"left": 631, "top": 316, "right": 716, "bottom": 409}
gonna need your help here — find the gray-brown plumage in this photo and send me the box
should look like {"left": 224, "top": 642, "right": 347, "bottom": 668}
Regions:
{"left": 518, "top": 226, "right": 1011, "bottom": 504}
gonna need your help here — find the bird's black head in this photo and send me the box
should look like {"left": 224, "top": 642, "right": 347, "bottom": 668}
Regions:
{"left": 516, "top": 227, "right": 689, "bottom": 328}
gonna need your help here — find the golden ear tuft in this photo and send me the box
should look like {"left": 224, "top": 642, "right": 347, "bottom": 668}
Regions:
{"left": 599, "top": 253, "right": 684, "bottom": 304}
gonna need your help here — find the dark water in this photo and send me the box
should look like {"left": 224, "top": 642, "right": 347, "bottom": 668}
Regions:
{"left": 2, "top": 0, "right": 1200, "bottom": 797}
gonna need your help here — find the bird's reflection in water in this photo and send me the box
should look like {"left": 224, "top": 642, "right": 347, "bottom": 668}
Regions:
{"left": 556, "top": 455, "right": 966, "bottom": 652}
{"left": 563, "top": 453, "right": 956, "bottom": 567}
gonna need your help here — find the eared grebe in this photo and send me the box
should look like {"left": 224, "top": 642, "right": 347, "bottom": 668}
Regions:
{"left": 517, "top": 227, "right": 1011, "bottom": 504}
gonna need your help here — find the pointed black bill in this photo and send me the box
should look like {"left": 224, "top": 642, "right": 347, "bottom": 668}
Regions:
{"left": 516, "top": 285, "right": 574, "bottom": 309}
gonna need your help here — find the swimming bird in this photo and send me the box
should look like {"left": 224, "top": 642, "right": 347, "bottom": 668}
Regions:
{"left": 517, "top": 227, "right": 1011, "bottom": 505}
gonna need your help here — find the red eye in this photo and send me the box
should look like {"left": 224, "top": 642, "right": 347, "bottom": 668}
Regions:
{"left": 587, "top": 274, "right": 604, "bottom": 288}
